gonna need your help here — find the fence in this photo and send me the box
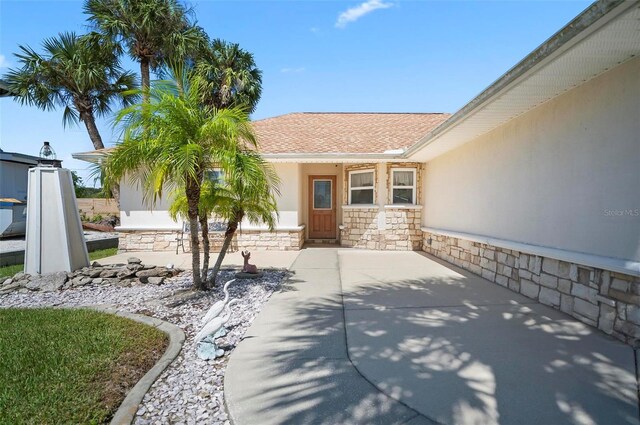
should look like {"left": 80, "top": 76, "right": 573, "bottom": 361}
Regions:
{"left": 77, "top": 198, "right": 119, "bottom": 219}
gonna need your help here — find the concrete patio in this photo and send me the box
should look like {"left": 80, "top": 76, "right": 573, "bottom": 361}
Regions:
{"left": 225, "top": 248, "right": 639, "bottom": 425}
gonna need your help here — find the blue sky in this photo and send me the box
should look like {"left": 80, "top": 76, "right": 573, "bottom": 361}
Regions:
{"left": 0, "top": 0, "right": 591, "bottom": 185}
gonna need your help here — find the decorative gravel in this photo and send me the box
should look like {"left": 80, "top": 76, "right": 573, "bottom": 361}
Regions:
{"left": 0, "top": 268, "right": 287, "bottom": 425}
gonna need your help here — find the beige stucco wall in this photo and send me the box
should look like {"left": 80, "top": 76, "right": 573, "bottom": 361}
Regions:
{"left": 423, "top": 57, "right": 640, "bottom": 262}
{"left": 119, "top": 162, "right": 302, "bottom": 231}
{"left": 270, "top": 162, "right": 301, "bottom": 229}
{"left": 119, "top": 179, "right": 176, "bottom": 230}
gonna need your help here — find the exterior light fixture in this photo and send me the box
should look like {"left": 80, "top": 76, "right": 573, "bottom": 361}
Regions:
{"left": 39, "top": 141, "right": 56, "bottom": 160}
{"left": 37, "top": 141, "right": 62, "bottom": 167}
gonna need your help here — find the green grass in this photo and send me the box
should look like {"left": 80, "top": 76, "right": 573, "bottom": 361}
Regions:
{"left": 0, "top": 308, "right": 168, "bottom": 424}
{"left": 90, "top": 247, "right": 118, "bottom": 261}
{"left": 0, "top": 247, "right": 119, "bottom": 278}
{"left": 0, "top": 264, "right": 23, "bottom": 279}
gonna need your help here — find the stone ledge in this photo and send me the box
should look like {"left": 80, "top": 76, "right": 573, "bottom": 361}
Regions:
{"left": 341, "top": 204, "right": 380, "bottom": 210}
{"left": 384, "top": 204, "right": 423, "bottom": 210}
{"left": 422, "top": 226, "right": 640, "bottom": 277}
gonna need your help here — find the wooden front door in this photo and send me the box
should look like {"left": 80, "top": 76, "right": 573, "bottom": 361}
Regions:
{"left": 308, "top": 175, "right": 336, "bottom": 239}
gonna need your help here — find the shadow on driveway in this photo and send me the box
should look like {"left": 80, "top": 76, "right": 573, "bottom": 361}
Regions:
{"left": 224, "top": 249, "right": 639, "bottom": 425}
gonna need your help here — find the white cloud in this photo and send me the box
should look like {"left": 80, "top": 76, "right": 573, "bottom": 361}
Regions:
{"left": 335, "top": 0, "right": 393, "bottom": 29}
{"left": 310, "top": 27, "right": 320, "bottom": 34}
{"left": 280, "top": 67, "right": 305, "bottom": 74}
{"left": 0, "top": 54, "right": 10, "bottom": 69}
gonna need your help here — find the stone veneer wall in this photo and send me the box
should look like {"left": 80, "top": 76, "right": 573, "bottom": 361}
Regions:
{"left": 340, "top": 207, "right": 422, "bottom": 250}
{"left": 340, "top": 208, "right": 379, "bottom": 249}
{"left": 340, "top": 162, "right": 423, "bottom": 251}
{"left": 119, "top": 228, "right": 305, "bottom": 253}
{"left": 422, "top": 231, "right": 640, "bottom": 345}
{"left": 383, "top": 208, "right": 422, "bottom": 250}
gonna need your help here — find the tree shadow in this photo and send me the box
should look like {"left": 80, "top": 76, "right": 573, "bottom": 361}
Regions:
{"left": 345, "top": 277, "right": 638, "bottom": 424}
{"left": 224, "top": 250, "right": 639, "bottom": 425}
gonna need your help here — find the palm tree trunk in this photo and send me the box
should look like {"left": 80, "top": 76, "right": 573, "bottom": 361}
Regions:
{"left": 109, "top": 184, "right": 121, "bottom": 209}
{"left": 141, "top": 57, "right": 151, "bottom": 104}
{"left": 211, "top": 211, "right": 243, "bottom": 286}
{"left": 80, "top": 110, "right": 121, "bottom": 206}
{"left": 80, "top": 111, "right": 105, "bottom": 150}
{"left": 186, "top": 180, "right": 204, "bottom": 290}
{"left": 199, "top": 215, "right": 210, "bottom": 286}
{"left": 210, "top": 225, "right": 236, "bottom": 287}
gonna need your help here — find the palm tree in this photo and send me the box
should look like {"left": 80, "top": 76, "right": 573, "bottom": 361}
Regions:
{"left": 3, "top": 32, "right": 137, "bottom": 151}
{"left": 169, "top": 151, "right": 280, "bottom": 287}
{"left": 195, "top": 39, "right": 262, "bottom": 112}
{"left": 103, "top": 69, "right": 257, "bottom": 290}
{"left": 208, "top": 150, "right": 279, "bottom": 286}
{"left": 168, "top": 179, "right": 224, "bottom": 281}
{"left": 85, "top": 0, "right": 204, "bottom": 102}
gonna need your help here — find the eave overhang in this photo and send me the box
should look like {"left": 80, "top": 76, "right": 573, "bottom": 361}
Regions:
{"left": 405, "top": 0, "right": 640, "bottom": 162}
{"left": 72, "top": 150, "right": 110, "bottom": 164}
{"left": 73, "top": 150, "right": 411, "bottom": 164}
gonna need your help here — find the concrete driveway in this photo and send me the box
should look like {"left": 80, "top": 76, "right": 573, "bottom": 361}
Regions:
{"left": 225, "top": 248, "right": 639, "bottom": 425}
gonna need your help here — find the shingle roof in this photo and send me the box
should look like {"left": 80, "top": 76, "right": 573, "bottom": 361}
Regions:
{"left": 253, "top": 112, "right": 451, "bottom": 155}
{"left": 73, "top": 112, "right": 451, "bottom": 160}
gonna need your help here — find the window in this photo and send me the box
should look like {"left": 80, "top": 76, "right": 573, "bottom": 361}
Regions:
{"left": 313, "top": 179, "right": 332, "bottom": 209}
{"left": 206, "top": 168, "right": 224, "bottom": 184}
{"left": 349, "top": 170, "right": 374, "bottom": 204}
{"left": 391, "top": 169, "right": 416, "bottom": 204}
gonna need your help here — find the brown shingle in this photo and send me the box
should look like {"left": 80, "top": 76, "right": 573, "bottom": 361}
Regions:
{"left": 253, "top": 112, "right": 451, "bottom": 154}
{"left": 74, "top": 112, "right": 451, "bottom": 158}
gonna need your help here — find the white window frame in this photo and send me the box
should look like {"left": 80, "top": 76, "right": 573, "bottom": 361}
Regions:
{"left": 348, "top": 169, "right": 375, "bottom": 205}
{"left": 391, "top": 168, "right": 417, "bottom": 205}
{"left": 312, "top": 179, "right": 333, "bottom": 210}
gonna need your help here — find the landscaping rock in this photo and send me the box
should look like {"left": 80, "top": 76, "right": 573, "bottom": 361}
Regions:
{"left": 128, "top": 257, "right": 143, "bottom": 265}
{"left": 100, "top": 269, "right": 118, "bottom": 278}
{"left": 92, "top": 261, "right": 102, "bottom": 267}
{"left": 0, "top": 281, "right": 23, "bottom": 294}
{"left": 147, "top": 277, "right": 165, "bottom": 285}
{"left": 69, "top": 277, "right": 88, "bottom": 288}
{"left": 117, "top": 269, "right": 137, "bottom": 279}
{"left": 13, "top": 272, "right": 27, "bottom": 281}
{"left": 25, "top": 271, "right": 68, "bottom": 292}
{"left": 80, "top": 277, "right": 93, "bottom": 285}
{"left": 136, "top": 269, "right": 159, "bottom": 279}
{"left": 0, "top": 260, "right": 176, "bottom": 295}
{"left": 89, "top": 269, "right": 103, "bottom": 278}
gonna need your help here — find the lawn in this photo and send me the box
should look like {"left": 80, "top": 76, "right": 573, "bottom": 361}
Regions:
{"left": 0, "top": 308, "right": 168, "bottom": 424}
{"left": 0, "top": 247, "right": 118, "bottom": 278}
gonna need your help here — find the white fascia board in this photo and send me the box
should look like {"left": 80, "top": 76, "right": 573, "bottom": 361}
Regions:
{"left": 72, "top": 151, "right": 108, "bottom": 164}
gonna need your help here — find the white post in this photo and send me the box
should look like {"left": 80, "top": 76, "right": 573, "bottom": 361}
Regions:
{"left": 24, "top": 167, "right": 89, "bottom": 274}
